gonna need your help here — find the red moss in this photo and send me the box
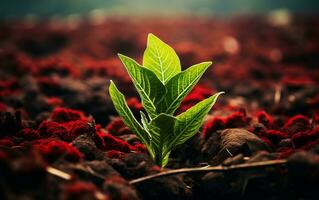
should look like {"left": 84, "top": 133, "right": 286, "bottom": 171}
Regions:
{"left": 61, "top": 181, "right": 105, "bottom": 200}
{"left": 0, "top": 137, "right": 15, "bottom": 147}
{"left": 179, "top": 85, "right": 214, "bottom": 112}
{"left": 256, "top": 111, "right": 273, "bottom": 128}
{"left": 38, "top": 120, "right": 68, "bottom": 138}
{"left": 36, "top": 76, "right": 61, "bottom": 89}
{"left": 106, "top": 117, "right": 133, "bottom": 136}
{"left": 292, "top": 130, "right": 319, "bottom": 148}
{"left": 17, "top": 128, "right": 40, "bottom": 140}
{"left": 50, "top": 107, "right": 87, "bottom": 123}
{"left": 127, "top": 97, "right": 143, "bottom": 112}
{"left": 283, "top": 115, "right": 311, "bottom": 135}
{"left": 100, "top": 133, "right": 133, "bottom": 153}
{"left": 0, "top": 150, "right": 8, "bottom": 161}
{"left": 46, "top": 97, "right": 64, "bottom": 107}
{"left": 106, "top": 150, "right": 126, "bottom": 159}
{"left": 259, "top": 136, "right": 274, "bottom": 147}
{"left": 225, "top": 112, "right": 247, "bottom": 128}
{"left": 264, "top": 130, "right": 289, "bottom": 145}
{"left": 0, "top": 102, "right": 8, "bottom": 112}
{"left": 64, "top": 120, "right": 92, "bottom": 141}
{"left": 277, "top": 147, "right": 295, "bottom": 159}
{"left": 202, "top": 117, "right": 226, "bottom": 139}
{"left": 35, "top": 140, "right": 82, "bottom": 163}
{"left": 35, "top": 58, "right": 80, "bottom": 78}
{"left": 133, "top": 143, "right": 147, "bottom": 153}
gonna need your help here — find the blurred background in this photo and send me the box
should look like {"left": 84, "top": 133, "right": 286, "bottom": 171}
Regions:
{"left": 0, "top": 0, "right": 318, "bottom": 124}
{"left": 1, "top": 0, "right": 319, "bottom": 19}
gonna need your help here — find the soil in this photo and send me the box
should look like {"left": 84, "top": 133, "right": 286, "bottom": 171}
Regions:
{"left": 0, "top": 15, "right": 319, "bottom": 199}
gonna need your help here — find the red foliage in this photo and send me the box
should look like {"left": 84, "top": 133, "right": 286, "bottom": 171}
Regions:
{"left": 64, "top": 120, "right": 92, "bottom": 141}
{"left": 106, "top": 150, "right": 126, "bottom": 159}
{"left": 46, "top": 97, "right": 64, "bottom": 107}
{"left": 202, "top": 117, "right": 226, "bottom": 139}
{"left": 257, "top": 111, "right": 273, "bottom": 128}
{"left": 292, "top": 130, "right": 319, "bottom": 148}
{"left": 283, "top": 115, "right": 311, "bottom": 135}
{"left": 0, "top": 137, "right": 15, "bottom": 147}
{"left": 106, "top": 117, "right": 133, "bottom": 136}
{"left": 38, "top": 120, "right": 68, "bottom": 138}
{"left": 277, "top": 147, "right": 295, "bottom": 159}
{"left": 17, "top": 128, "right": 40, "bottom": 140}
{"left": 50, "top": 107, "right": 87, "bottom": 123}
{"left": 179, "top": 85, "right": 214, "bottom": 112}
{"left": 0, "top": 102, "right": 8, "bottom": 112}
{"left": 99, "top": 133, "right": 133, "bottom": 153}
{"left": 61, "top": 181, "right": 105, "bottom": 200}
{"left": 225, "top": 112, "right": 247, "bottom": 128}
{"left": 264, "top": 130, "right": 289, "bottom": 145}
{"left": 34, "top": 140, "right": 83, "bottom": 163}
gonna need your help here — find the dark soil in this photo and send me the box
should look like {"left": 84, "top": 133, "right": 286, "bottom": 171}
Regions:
{"left": 0, "top": 15, "right": 319, "bottom": 199}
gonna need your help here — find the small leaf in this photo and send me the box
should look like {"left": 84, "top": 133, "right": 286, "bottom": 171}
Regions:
{"left": 143, "top": 34, "right": 181, "bottom": 84}
{"left": 118, "top": 54, "right": 166, "bottom": 118}
{"left": 159, "top": 62, "right": 212, "bottom": 114}
{"left": 164, "top": 92, "right": 224, "bottom": 155}
{"left": 109, "top": 81, "right": 154, "bottom": 156}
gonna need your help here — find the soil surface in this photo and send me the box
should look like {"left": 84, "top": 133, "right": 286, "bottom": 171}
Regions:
{"left": 0, "top": 16, "right": 319, "bottom": 199}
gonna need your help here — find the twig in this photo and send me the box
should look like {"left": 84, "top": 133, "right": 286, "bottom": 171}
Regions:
{"left": 129, "top": 159, "right": 287, "bottom": 185}
{"left": 46, "top": 166, "right": 72, "bottom": 180}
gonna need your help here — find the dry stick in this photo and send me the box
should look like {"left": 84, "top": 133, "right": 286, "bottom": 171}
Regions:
{"left": 129, "top": 159, "right": 287, "bottom": 185}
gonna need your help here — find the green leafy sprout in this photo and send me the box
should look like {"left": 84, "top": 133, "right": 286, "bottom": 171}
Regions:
{"left": 109, "top": 33, "right": 224, "bottom": 167}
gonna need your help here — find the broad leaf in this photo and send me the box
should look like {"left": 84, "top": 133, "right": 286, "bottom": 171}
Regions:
{"left": 109, "top": 81, "right": 154, "bottom": 157}
{"left": 159, "top": 62, "right": 212, "bottom": 114}
{"left": 143, "top": 34, "right": 181, "bottom": 84}
{"left": 118, "top": 54, "right": 166, "bottom": 118}
{"left": 164, "top": 92, "right": 224, "bottom": 155}
{"left": 149, "top": 113, "right": 177, "bottom": 167}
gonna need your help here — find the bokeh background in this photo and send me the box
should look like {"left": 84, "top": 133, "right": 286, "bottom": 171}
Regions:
{"left": 1, "top": 0, "right": 319, "bottom": 19}
{"left": 0, "top": 1, "right": 319, "bottom": 199}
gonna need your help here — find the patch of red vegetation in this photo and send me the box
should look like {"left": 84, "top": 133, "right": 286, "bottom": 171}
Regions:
{"left": 179, "top": 84, "right": 214, "bottom": 112}
{"left": 225, "top": 112, "right": 247, "bottom": 128}
{"left": 283, "top": 115, "right": 311, "bottom": 135}
{"left": 264, "top": 130, "right": 289, "bottom": 145}
{"left": 61, "top": 181, "right": 106, "bottom": 200}
{"left": 106, "top": 150, "right": 126, "bottom": 159}
{"left": 203, "top": 111, "right": 248, "bottom": 138}
{"left": 292, "top": 129, "right": 319, "bottom": 148}
{"left": 106, "top": 117, "right": 133, "bottom": 136}
{"left": 50, "top": 107, "right": 87, "bottom": 123}
{"left": 202, "top": 117, "right": 226, "bottom": 139}
{"left": 127, "top": 97, "right": 143, "bottom": 114}
{"left": 46, "top": 97, "right": 64, "bottom": 107}
{"left": 0, "top": 136, "right": 15, "bottom": 147}
{"left": 38, "top": 120, "right": 68, "bottom": 138}
{"left": 17, "top": 128, "right": 40, "bottom": 140}
{"left": 0, "top": 102, "right": 8, "bottom": 112}
{"left": 34, "top": 58, "right": 80, "bottom": 78}
{"left": 257, "top": 111, "right": 273, "bottom": 128}
{"left": 34, "top": 139, "right": 83, "bottom": 163}
{"left": 99, "top": 133, "right": 133, "bottom": 153}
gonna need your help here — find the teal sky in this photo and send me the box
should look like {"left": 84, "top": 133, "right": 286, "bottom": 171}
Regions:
{"left": 0, "top": 0, "right": 318, "bottom": 19}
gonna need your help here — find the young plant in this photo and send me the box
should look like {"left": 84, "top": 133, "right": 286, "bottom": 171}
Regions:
{"left": 109, "top": 34, "right": 223, "bottom": 167}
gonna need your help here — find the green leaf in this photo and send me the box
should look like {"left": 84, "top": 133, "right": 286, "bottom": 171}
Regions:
{"left": 118, "top": 54, "right": 166, "bottom": 118}
{"left": 149, "top": 113, "right": 177, "bottom": 167}
{"left": 164, "top": 92, "right": 224, "bottom": 155}
{"left": 109, "top": 81, "right": 154, "bottom": 156}
{"left": 143, "top": 34, "right": 181, "bottom": 84}
{"left": 159, "top": 62, "right": 212, "bottom": 114}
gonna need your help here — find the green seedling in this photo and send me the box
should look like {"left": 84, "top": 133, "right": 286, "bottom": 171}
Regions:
{"left": 109, "top": 33, "right": 223, "bottom": 167}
